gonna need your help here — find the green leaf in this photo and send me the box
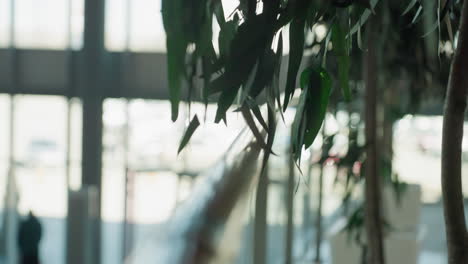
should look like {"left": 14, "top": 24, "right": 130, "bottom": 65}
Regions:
{"left": 332, "top": 23, "right": 351, "bottom": 101}
{"left": 178, "top": 115, "right": 200, "bottom": 154}
{"left": 305, "top": 2, "right": 318, "bottom": 30}
{"left": 215, "top": 80, "right": 242, "bottom": 123}
{"left": 421, "top": 20, "right": 439, "bottom": 37}
{"left": 218, "top": 21, "right": 237, "bottom": 59}
{"left": 241, "top": 106, "right": 270, "bottom": 151}
{"left": 274, "top": 32, "right": 285, "bottom": 122}
{"left": 283, "top": 18, "right": 305, "bottom": 111}
{"left": 246, "top": 98, "right": 269, "bottom": 131}
{"left": 321, "top": 27, "right": 332, "bottom": 68}
{"left": 229, "top": 14, "right": 268, "bottom": 64}
{"left": 291, "top": 86, "right": 308, "bottom": 161}
{"left": 239, "top": 62, "right": 259, "bottom": 105}
{"left": 208, "top": 73, "right": 227, "bottom": 95}
{"left": 195, "top": 6, "right": 214, "bottom": 57}
{"left": 201, "top": 54, "right": 214, "bottom": 105}
{"left": 348, "top": 0, "right": 380, "bottom": 36}
{"left": 214, "top": 14, "right": 268, "bottom": 123}
{"left": 411, "top": 5, "right": 423, "bottom": 24}
{"left": 402, "top": 0, "right": 419, "bottom": 16}
{"left": 250, "top": 49, "right": 277, "bottom": 98}
{"left": 303, "top": 67, "right": 332, "bottom": 148}
{"left": 214, "top": 1, "right": 226, "bottom": 26}
{"left": 357, "top": 22, "right": 363, "bottom": 50}
{"left": 260, "top": 103, "right": 277, "bottom": 174}
{"left": 165, "top": 36, "right": 187, "bottom": 122}
{"left": 162, "top": 0, "right": 188, "bottom": 121}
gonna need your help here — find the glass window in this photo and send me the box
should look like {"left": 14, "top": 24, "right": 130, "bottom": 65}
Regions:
{"left": 68, "top": 98, "right": 83, "bottom": 191}
{"left": 393, "top": 115, "right": 468, "bottom": 202}
{"left": 105, "top": 0, "right": 127, "bottom": 51}
{"left": 0, "top": 0, "right": 12, "bottom": 47}
{"left": 266, "top": 183, "right": 286, "bottom": 263}
{"left": 102, "top": 99, "right": 127, "bottom": 222}
{"left": 13, "top": 95, "right": 68, "bottom": 264}
{"left": 128, "top": 99, "right": 181, "bottom": 171}
{"left": 14, "top": 0, "right": 84, "bottom": 49}
{"left": 105, "top": 0, "right": 165, "bottom": 52}
{"left": 102, "top": 98, "right": 251, "bottom": 262}
{"left": 14, "top": 95, "right": 67, "bottom": 217}
{"left": 105, "top": 0, "right": 241, "bottom": 52}
{"left": 104, "top": 0, "right": 286, "bottom": 53}
{"left": 128, "top": 0, "right": 165, "bottom": 52}
{"left": 101, "top": 98, "right": 127, "bottom": 264}
{"left": 0, "top": 95, "right": 10, "bottom": 216}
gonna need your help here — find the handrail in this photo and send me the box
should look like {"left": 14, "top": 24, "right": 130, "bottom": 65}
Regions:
{"left": 127, "top": 130, "right": 263, "bottom": 264}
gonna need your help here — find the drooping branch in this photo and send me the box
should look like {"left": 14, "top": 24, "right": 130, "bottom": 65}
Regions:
{"left": 441, "top": 1, "right": 468, "bottom": 263}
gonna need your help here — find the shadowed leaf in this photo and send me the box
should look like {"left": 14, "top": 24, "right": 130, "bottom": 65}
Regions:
{"left": 260, "top": 104, "right": 277, "bottom": 174}
{"left": 291, "top": 86, "right": 308, "bottom": 161}
{"left": 241, "top": 106, "right": 270, "bottom": 151}
{"left": 411, "top": 5, "right": 423, "bottom": 24}
{"left": 303, "top": 67, "right": 332, "bottom": 148}
{"left": 250, "top": 49, "right": 277, "bottom": 98}
{"left": 283, "top": 18, "right": 305, "bottom": 111}
{"left": 349, "top": 0, "right": 380, "bottom": 36}
{"left": 332, "top": 23, "right": 351, "bottom": 101}
{"left": 274, "top": 32, "right": 285, "bottom": 122}
{"left": 178, "top": 115, "right": 201, "bottom": 154}
{"left": 214, "top": 14, "right": 269, "bottom": 123}
{"left": 162, "top": 0, "right": 188, "bottom": 121}
{"left": 246, "top": 98, "right": 269, "bottom": 131}
{"left": 402, "top": 0, "right": 419, "bottom": 16}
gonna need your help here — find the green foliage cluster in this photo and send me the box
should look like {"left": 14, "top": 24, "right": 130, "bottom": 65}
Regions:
{"left": 162, "top": 0, "right": 380, "bottom": 162}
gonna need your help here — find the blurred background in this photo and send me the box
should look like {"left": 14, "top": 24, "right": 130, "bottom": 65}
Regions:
{"left": 0, "top": 0, "right": 464, "bottom": 264}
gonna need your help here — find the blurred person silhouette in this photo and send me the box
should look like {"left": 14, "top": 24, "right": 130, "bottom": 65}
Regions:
{"left": 18, "top": 211, "right": 42, "bottom": 264}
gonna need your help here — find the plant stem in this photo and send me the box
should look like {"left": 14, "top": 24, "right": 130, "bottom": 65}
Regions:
{"left": 442, "top": 1, "right": 468, "bottom": 263}
{"left": 364, "top": 15, "right": 385, "bottom": 264}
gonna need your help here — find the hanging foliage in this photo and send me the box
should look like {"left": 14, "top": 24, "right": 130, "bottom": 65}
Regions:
{"left": 161, "top": 0, "right": 381, "bottom": 162}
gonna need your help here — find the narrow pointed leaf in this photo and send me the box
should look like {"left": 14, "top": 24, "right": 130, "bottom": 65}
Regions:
{"left": 321, "top": 27, "right": 332, "bottom": 68}
{"left": 402, "top": 0, "right": 419, "bottom": 16}
{"left": 201, "top": 55, "right": 213, "bottom": 105}
{"left": 421, "top": 20, "right": 439, "bottom": 37}
{"left": 283, "top": 18, "right": 305, "bottom": 111}
{"left": 250, "top": 49, "right": 277, "bottom": 98}
{"left": 215, "top": 14, "right": 268, "bottom": 123}
{"left": 166, "top": 37, "right": 187, "bottom": 122}
{"left": 303, "top": 67, "right": 332, "bottom": 148}
{"left": 215, "top": 83, "right": 241, "bottom": 123}
{"left": 214, "top": 1, "right": 226, "bottom": 26}
{"left": 218, "top": 21, "right": 237, "bottom": 59}
{"left": 332, "top": 23, "right": 351, "bottom": 101}
{"left": 178, "top": 115, "right": 200, "bottom": 154}
{"left": 291, "top": 86, "right": 308, "bottom": 161}
{"left": 274, "top": 33, "right": 286, "bottom": 122}
{"left": 162, "top": 0, "right": 187, "bottom": 121}
{"left": 246, "top": 99, "right": 269, "bottom": 131}
{"left": 260, "top": 104, "right": 277, "bottom": 174}
{"left": 239, "top": 62, "right": 259, "bottom": 105}
{"left": 411, "top": 5, "right": 423, "bottom": 24}
{"left": 349, "top": 0, "right": 380, "bottom": 36}
{"left": 241, "top": 106, "right": 270, "bottom": 151}
{"left": 357, "top": 22, "right": 363, "bottom": 50}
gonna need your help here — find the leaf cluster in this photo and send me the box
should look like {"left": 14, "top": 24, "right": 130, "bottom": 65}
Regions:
{"left": 162, "top": 0, "right": 377, "bottom": 162}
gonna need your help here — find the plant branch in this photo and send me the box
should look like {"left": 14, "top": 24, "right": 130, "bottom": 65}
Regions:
{"left": 441, "top": 1, "right": 468, "bottom": 263}
{"left": 364, "top": 14, "right": 385, "bottom": 264}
